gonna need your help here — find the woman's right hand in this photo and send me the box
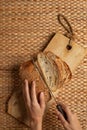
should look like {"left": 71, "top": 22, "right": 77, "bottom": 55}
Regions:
{"left": 55, "top": 103, "right": 82, "bottom": 130}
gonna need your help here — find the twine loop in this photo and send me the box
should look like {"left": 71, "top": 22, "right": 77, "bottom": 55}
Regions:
{"left": 58, "top": 14, "right": 74, "bottom": 50}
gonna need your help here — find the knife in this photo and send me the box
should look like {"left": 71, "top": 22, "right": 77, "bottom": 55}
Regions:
{"left": 32, "top": 58, "right": 67, "bottom": 120}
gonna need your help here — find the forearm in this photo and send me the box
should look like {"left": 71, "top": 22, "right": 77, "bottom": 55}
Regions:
{"left": 30, "top": 120, "right": 42, "bottom": 130}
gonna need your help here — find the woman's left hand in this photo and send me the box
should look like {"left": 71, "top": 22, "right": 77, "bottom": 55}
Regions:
{"left": 22, "top": 79, "right": 46, "bottom": 130}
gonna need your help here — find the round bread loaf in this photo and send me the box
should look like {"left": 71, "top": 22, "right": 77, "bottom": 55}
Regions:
{"left": 20, "top": 51, "right": 72, "bottom": 103}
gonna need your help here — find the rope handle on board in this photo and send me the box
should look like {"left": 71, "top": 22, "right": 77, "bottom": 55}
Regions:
{"left": 58, "top": 14, "right": 74, "bottom": 50}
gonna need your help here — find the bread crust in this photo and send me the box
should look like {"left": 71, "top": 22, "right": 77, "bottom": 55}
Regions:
{"left": 20, "top": 61, "right": 51, "bottom": 103}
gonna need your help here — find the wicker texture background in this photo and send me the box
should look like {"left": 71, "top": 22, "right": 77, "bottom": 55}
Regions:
{"left": 0, "top": 0, "right": 87, "bottom": 130}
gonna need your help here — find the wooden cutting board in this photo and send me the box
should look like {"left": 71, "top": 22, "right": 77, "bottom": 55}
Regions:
{"left": 45, "top": 33, "right": 87, "bottom": 73}
{"left": 8, "top": 33, "right": 87, "bottom": 127}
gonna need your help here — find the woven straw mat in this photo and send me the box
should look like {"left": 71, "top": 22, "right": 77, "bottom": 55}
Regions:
{"left": 0, "top": 0, "right": 87, "bottom": 130}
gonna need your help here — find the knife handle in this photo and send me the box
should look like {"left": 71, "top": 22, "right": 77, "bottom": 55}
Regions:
{"left": 56, "top": 104, "right": 67, "bottom": 120}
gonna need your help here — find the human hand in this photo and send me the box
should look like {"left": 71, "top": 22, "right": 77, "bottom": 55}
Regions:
{"left": 56, "top": 103, "right": 82, "bottom": 130}
{"left": 22, "top": 79, "right": 46, "bottom": 130}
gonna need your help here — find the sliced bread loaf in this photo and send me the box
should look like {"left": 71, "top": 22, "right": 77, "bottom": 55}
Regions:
{"left": 37, "top": 51, "right": 72, "bottom": 92}
{"left": 20, "top": 51, "right": 72, "bottom": 102}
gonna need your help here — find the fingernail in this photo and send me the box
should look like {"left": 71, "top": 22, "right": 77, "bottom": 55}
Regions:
{"left": 25, "top": 79, "right": 27, "bottom": 83}
{"left": 41, "top": 92, "right": 44, "bottom": 96}
{"left": 32, "top": 81, "right": 35, "bottom": 86}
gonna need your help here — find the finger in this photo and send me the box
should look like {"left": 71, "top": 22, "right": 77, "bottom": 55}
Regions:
{"left": 30, "top": 81, "right": 37, "bottom": 103}
{"left": 23, "top": 79, "right": 31, "bottom": 106}
{"left": 39, "top": 92, "right": 45, "bottom": 109}
{"left": 56, "top": 110, "right": 69, "bottom": 129}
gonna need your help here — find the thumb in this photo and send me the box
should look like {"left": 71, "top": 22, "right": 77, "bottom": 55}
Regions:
{"left": 56, "top": 110, "right": 70, "bottom": 130}
{"left": 39, "top": 92, "right": 45, "bottom": 110}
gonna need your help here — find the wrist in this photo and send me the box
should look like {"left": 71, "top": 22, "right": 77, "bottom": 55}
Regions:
{"left": 30, "top": 120, "right": 42, "bottom": 130}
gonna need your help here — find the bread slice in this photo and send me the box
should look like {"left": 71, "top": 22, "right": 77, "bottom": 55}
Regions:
{"left": 45, "top": 51, "right": 63, "bottom": 85}
{"left": 20, "top": 61, "right": 51, "bottom": 103}
{"left": 45, "top": 51, "right": 72, "bottom": 83}
{"left": 37, "top": 52, "right": 59, "bottom": 92}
